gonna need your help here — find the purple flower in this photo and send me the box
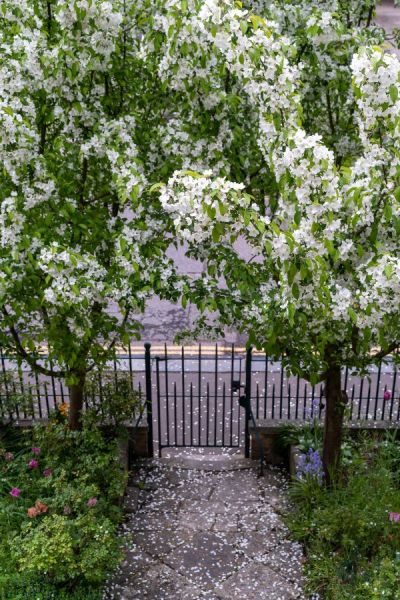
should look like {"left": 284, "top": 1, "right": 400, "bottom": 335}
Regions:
{"left": 4, "top": 452, "right": 13, "bottom": 462}
{"left": 10, "top": 487, "right": 21, "bottom": 498}
{"left": 297, "top": 448, "right": 324, "bottom": 482}
{"left": 389, "top": 512, "right": 400, "bottom": 523}
{"left": 87, "top": 497, "right": 98, "bottom": 507}
{"left": 31, "top": 447, "right": 41, "bottom": 455}
{"left": 28, "top": 459, "right": 39, "bottom": 469}
{"left": 43, "top": 468, "right": 52, "bottom": 478}
{"left": 383, "top": 390, "right": 392, "bottom": 401}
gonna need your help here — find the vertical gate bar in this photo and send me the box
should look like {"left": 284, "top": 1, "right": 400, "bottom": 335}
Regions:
{"left": 44, "top": 382, "right": 50, "bottom": 416}
{"left": 244, "top": 347, "right": 252, "bottom": 458}
{"left": 97, "top": 371, "right": 101, "bottom": 413}
{"left": 0, "top": 350, "right": 10, "bottom": 409}
{"left": 264, "top": 354, "right": 268, "bottom": 418}
{"left": 34, "top": 372, "right": 42, "bottom": 419}
{"left": 287, "top": 383, "right": 291, "bottom": 420}
{"left": 303, "top": 384, "right": 307, "bottom": 420}
{"left": 366, "top": 379, "right": 372, "bottom": 420}
{"left": 344, "top": 366, "right": 349, "bottom": 395}
{"left": 113, "top": 356, "right": 118, "bottom": 388}
{"left": 256, "top": 383, "right": 259, "bottom": 419}
{"left": 230, "top": 344, "right": 234, "bottom": 446}
{"left": 144, "top": 343, "right": 154, "bottom": 458}
{"left": 295, "top": 375, "right": 300, "bottom": 420}
{"left": 350, "top": 384, "right": 355, "bottom": 420}
{"left": 358, "top": 378, "right": 364, "bottom": 420}
{"left": 311, "top": 384, "right": 315, "bottom": 417}
{"left": 181, "top": 346, "right": 185, "bottom": 446}
{"left": 29, "top": 387, "right": 35, "bottom": 420}
{"left": 214, "top": 344, "right": 218, "bottom": 446}
{"left": 389, "top": 365, "right": 397, "bottom": 420}
{"left": 17, "top": 366, "right": 26, "bottom": 419}
{"left": 60, "top": 379, "right": 65, "bottom": 403}
{"left": 206, "top": 382, "right": 210, "bottom": 446}
{"left": 165, "top": 344, "right": 170, "bottom": 448}
{"left": 222, "top": 382, "right": 226, "bottom": 446}
{"left": 382, "top": 385, "right": 387, "bottom": 420}
{"left": 156, "top": 357, "right": 162, "bottom": 457}
{"left": 12, "top": 374, "right": 26, "bottom": 419}
{"left": 174, "top": 382, "right": 178, "bottom": 445}
{"left": 190, "top": 382, "right": 193, "bottom": 446}
{"left": 98, "top": 372, "right": 104, "bottom": 418}
{"left": 397, "top": 386, "right": 400, "bottom": 421}
{"left": 198, "top": 344, "right": 202, "bottom": 445}
{"left": 374, "top": 361, "right": 382, "bottom": 420}
{"left": 271, "top": 383, "right": 275, "bottom": 419}
{"left": 128, "top": 342, "right": 133, "bottom": 389}
{"left": 279, "top": 362, "right": 284, "bottom": 419}
{"left": 319, "top": 385, "right": 323, "bottom": 420}
{"left": 213, "top": 344, "right": 218, "bottom": 446}
{"left": 49, "top": 361, "right": 57, "bottom": 407}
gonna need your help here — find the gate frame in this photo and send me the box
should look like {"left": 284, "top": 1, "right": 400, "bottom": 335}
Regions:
{"left": 143, "top": 343, "right": 251, "bottom": 458}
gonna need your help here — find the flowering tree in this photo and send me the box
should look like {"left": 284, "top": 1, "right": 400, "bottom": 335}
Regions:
{"left": 159, "top": 2, "right": 400, "bottom": 480}
{"left": 0, "top": 0, "right": 183, "bottom": 428}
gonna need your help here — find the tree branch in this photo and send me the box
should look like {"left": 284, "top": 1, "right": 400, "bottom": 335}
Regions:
{"left": 1, "top": 307, "right": 67, "bottom": 378}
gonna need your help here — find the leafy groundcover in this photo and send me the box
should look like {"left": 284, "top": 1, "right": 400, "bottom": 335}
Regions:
{"left": 287, "top": 434, "right": 400, "bottom": 600}
{"left": 0, "top": 415, "right": 127, "bottom": 599}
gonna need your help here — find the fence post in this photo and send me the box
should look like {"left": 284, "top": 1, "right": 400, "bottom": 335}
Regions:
{"left": 244, "top": 346, "right": 252, "bottom": 458}
{"left": 144, "top": 343, "right": 154, "bottom": 457}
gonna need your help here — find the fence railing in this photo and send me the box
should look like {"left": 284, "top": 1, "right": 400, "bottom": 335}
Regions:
{"left": 0, "top": 344, "right": 399, "bottom": 427}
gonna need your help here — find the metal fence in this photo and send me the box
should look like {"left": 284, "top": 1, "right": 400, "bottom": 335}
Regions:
{"left": 1, "top": 344, "right": 399, "bottom": 455}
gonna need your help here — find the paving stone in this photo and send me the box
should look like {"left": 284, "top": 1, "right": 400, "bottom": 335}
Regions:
{"left": 228, "top": 529, "right": 287, "bottom": 558}
{"left": 124, "top": 486, "right": 140, "bottom": 514}
{"left": 213, "top": 512, "right": 239, "bottom": 532}
{"left": 217, "top": 563, "right": 299, "bottom": 599}
{"left": 111, "top": 564, "right": 204, "bottom": 599}
{"left": 164, "top": 531, "right": 241, "bottom": 588}
{"left": 263, "top": 540, "right": 306, "bottom": 586}
{"left": 105, "top": 460, "right": 305, "bottom": 598}
{"left": 130, "top": 509, "right": 179, "bottom": 532}
{"left": 180, "top": 499, "right": 228, "bottom": 514}
{"left": 133, "top": 527, "right": 193, "bottom": 558}
{"left": 175, "top": 481, "right": 214, "bottom": 500}
{"left": 178, "top": 509, "right": 216, "bottom": 533}
{"left": 210, "top": 472, "right": 260, "bottom": 504}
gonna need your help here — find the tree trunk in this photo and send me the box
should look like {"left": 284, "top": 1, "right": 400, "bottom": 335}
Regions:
{"left": 322, "top": 362, "right": 345, "bottom": 484}
{"left": 68, "top": 373, "right": 86, "bottom": 430}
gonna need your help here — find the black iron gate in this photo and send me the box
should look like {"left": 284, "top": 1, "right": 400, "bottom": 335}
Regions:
{"left": 144, "top": 343, "right": 252, "bottom": 458}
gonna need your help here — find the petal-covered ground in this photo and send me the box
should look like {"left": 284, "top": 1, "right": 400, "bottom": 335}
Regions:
{"left": 104, "top": 454, "right": 305, "bottom": 599}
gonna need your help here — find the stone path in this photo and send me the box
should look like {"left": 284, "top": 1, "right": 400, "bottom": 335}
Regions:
{"left": 104, "top": 455, "right": 305, "bottom": 600}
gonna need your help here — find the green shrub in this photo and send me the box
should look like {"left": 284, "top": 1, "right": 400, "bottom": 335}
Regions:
{"left": 286, "top": 440, "right": 400, "bottom": 599}
{"left": 0, "top": 422, "right": 126, "bottom": 595}
{"left": 14, "top": 513, "right": 121, "bottom": 585}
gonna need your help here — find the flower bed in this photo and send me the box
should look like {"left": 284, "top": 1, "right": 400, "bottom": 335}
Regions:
{"left": 286, "top": 435, "right": 400, "bottom": 599}
{"left": 0, "top": 419, "right": 127, "bottom": 599}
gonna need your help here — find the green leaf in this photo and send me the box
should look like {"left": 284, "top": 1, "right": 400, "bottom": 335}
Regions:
{"left": 390, "top": 84, "right": 399, "bottom": 103}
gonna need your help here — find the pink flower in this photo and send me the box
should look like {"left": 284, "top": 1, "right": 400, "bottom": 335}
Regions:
{"left": 383, "top": 390, "right": 392, "bottom": 401}
{"left": 43, "top": 468, "right": 52, "bottom": 478}
{"left": 10, "top": 487, "right": 21, "bottom": 498}
{"left": 87, "top": 497, "right": 98, "bottom": 507}
{"left": 4, "top": 452, "right": 13, "bottom": 462}
{"left": 31, "top": 447, "right": 41, "bottom": 455}
{"left": 28, "top": 459, "right": 39, "bottom": 469}
{"left": 389, "top": 512, "right": 400, "bottom": 523}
